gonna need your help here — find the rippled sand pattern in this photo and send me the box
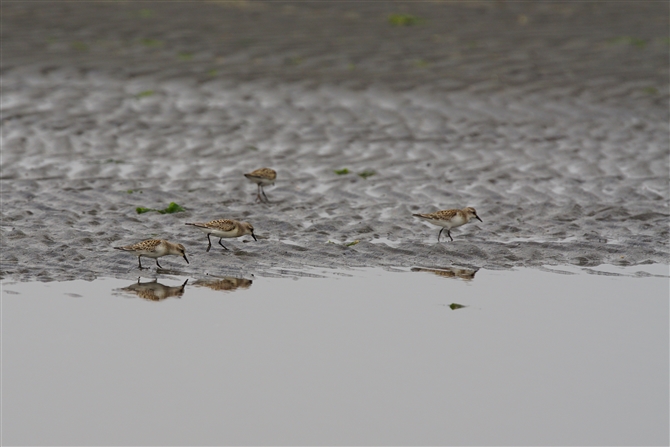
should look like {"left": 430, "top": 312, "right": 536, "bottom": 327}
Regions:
{"left": 1, "top": 2, "right": 668, "bottom": 281}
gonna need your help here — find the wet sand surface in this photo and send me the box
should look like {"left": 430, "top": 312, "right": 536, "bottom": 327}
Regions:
{"left": 2, "top": 266, "right": 668, "bottom": 445}
{"left": 1, "top": 1, "right": 669, "bottom": 281}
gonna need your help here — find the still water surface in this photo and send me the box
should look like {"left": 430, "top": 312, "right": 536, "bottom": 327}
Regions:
{"left": 2, "top": 265, "right": 668, "bottom": 445}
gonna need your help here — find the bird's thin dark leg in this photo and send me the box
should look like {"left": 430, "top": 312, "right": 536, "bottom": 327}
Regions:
{"left": 218, "top": 238, "right": 229, "bottom": 250}
{"left": 438, "top": 228, "right": 444, "bottom": 242}
{"left": 261, "top": 186, "right": 269, "bottom": 202}
{"left": 155, "top": 258, "right": 163, "bottom": 269}
{"left": 206, "top": 233, "right": 212, "bottom": 252}
{"left": 447, "top": 230, "right": 454, "bottom": 242}
{"left": 256, "top": 184, "right": 262, "bottom": 202}
{"left": 138, "top": 256, "right": 143, "bottom": 269}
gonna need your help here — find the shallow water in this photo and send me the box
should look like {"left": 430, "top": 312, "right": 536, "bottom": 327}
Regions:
{"left": 2, "top": 265, "right": 668, "bottom": 445}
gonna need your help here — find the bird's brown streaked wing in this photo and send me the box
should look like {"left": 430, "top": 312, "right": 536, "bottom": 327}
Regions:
{"left": 133, "top": 239, "right": 163, "bottom": 250}
{"left": 435, "top": 209, "right": 459, "bottom": 220}
{"left": 246, "top": 168, "right": 276, "bottom": 179}
{"left": 117, "top": 239, "right": 162, "bottom": 251}
{"left": 208, "top": 219, "right": 237, "bottom": 232}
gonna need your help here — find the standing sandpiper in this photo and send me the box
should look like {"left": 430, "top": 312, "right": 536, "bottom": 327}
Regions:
{"left": 244, "top": 168, "right": 276, "bottom": 202}
{"left": 412, "top": 207, "right": 483, "bottom": 242}
{"left": 114, "top": 239, "right": 189, "bottom": 269}
{"left": 185, "top": 219, "right": 257, "bottom": 252}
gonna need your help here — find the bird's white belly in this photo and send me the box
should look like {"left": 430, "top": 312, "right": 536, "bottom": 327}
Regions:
{"left": 197, "top": 226, "right": 238, "bottom": 238}
{"left": 248, "top": 177, "right": 273, "bottom": 186}
{"left": 138, "top": 247, "right": 167, "bottom": 258}
{"left": 428, "top": 215, "right": 466, "bottom": 229}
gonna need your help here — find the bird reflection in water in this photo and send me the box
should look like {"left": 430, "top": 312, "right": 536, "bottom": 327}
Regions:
{"left": 193, "top": 277, "right": 253, "bottom": 292}
{"left": 411, "top": 266, "right": 479, "bottom": 281}
{"left": 119, "top": 278, "right": 188, "bottom": 301}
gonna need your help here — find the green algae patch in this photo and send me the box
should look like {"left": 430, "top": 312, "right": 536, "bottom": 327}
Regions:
{"left": 608, "top": 36, "right": 648, "bottom": 48}
{"left": 285, "top": 56, "right": 303, "bottom": 66}
{"left": 449, "top": 303, "right": 467, "bottom": 310}
{"left": 161, "top": 202, "right": 185, "bottom": 214}
{"left": 71, "top": 41, "right": 89, "bottom": 52}
{"left": 136, "top": 90, "right": 154, "bottom": 99}
{"left": 334, "top": 168, "right": 350, "bottom": 175}
{"left": 136, "top": 202, "right": 185, "bottom": 215}
{"left": 388, "top": 14, "right": 424, "bottom": 26}
{"left": 358, "top": 170, "right": 375, "bottom": 179}
{"left": 345, "top": 240, "right": 360, "bottom": 247}
{"left": 415, "top": 59, "right": 430, "bottom": 68}
{"left": 139, "top": 38, "right": 163, "bottom": 47}
{"left": 138, "top": 9, "right": 153, "bottom": 18}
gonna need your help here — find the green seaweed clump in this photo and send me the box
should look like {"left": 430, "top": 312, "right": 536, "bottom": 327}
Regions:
{"left": 334, "top": 168, "right": 350, "bottom": 175}
{"left": 138, "top": 9, "right": 153, "bottom": 18}
{"left": 71, "top": 41, "right": 89, "bottom": 51}
{"left": 136, "top": 90, "right": 154, "bottom": 99}
{"left": 608, "top": 36, "right": 647, "bottom": 48}
{"left": 388, "top": 14, "right": 423, "bottom": 26}
{"left": 358, "top": 170, "right": 375, "bottom": 179}
{"left": 136, "top": 202, "right": 185, "bottom": 214}
{"left": 161, "top": 202, "right": 185, "bottom": 214}
{"left": 140, "top": 38, "right": 163, "bottom": 47}
{"left": 449, "top": 303, "right": 466, "bottom": 310}
{"left": 415, "top": 59, "right": 430, "bottom": 68}
{"left": 345, "top": 240, "right": 360, "bottom": 247}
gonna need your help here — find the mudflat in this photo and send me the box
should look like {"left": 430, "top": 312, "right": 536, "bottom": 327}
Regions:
{"left": 2, "top": 1, "right": 668, "bottom": 281}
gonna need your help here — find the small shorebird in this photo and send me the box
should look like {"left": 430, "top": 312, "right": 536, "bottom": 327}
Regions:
{"left": 412, "top": 207, "right": 483, "bottom": 242}
{"left": 185, "top": 219, "right": 257, "bottom": 252}
{"left": 114, "top": 239, "right": 189, "bottom": 269}
{"left": 244, "top": 167, "right": 276, "bottom": 202}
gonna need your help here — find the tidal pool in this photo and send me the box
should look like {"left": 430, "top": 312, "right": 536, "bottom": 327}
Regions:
{"left": 2, "top": 265, "right": 668, "bottom": 445}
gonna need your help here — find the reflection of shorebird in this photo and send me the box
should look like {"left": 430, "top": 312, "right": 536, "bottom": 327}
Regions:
{"left": 120, "top": 278, "right": 188, "bottom": 301}
{"left": 244, "top": 167, "right": 276, "bottom": 202}
{"left": 412, "top": 207, "right": 482, "bottom": 242}
{"left": 185, "top": 219, "right": 257, "bottom": 252}
{"left": 114, "top": 239, "right": 189, "bottom": 269}
{"left": 193, "top": 277, "right": 253, "bottom": 292}
{"left": 411, "top": 266, "right": 479, "bottom": 281}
